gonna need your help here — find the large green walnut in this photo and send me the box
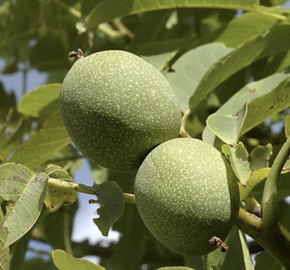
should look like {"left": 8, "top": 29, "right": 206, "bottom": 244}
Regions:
{"left": 134, "top": 138, "right": 240, "bottom": 256}
{"left": 60, "top": 50, "right": 181, "bottom": 172}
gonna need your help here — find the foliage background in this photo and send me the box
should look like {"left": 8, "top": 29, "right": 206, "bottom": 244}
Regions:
{"left": 1, "top": 0, "right": 290, "bottom": 270}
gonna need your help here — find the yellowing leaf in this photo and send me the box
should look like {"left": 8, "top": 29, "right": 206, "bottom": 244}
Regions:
{"left": 44, "top": 164, "right": 77, "bottom": 208}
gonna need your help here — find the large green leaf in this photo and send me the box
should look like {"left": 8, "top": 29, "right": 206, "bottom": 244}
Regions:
{"left": 201, "top": 11, "right": 282, "bottom": 48}
{"left": 18, "top": 84, "right": 61, "bottom": 119}
{"left": 166, "top": 42, "right": 232, "bottom": 111}
{"left": 10, "top": 110, "right": 71, "bottom": 170}
{"left": 0, "top": 163, "right": 48, "bottom": 247}
{"left": 190, "top": 24, "right": 290, "bottom": 110}
{"left": 129, "top": 9, "right": 194, "bottom": 55}
{"left": 52, "top": 249, "right": 106, "bottom": 270}
{"left": 202, "top": 72, "right": 290, "bottom": 144}
{"left": 86, "top": 0, "right": 259, "bottom": 28}
{"left": 241, "top": 77, "right": 290, "bottom": 134}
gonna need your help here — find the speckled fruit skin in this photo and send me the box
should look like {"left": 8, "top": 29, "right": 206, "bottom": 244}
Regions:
{"left": 60, "top": 50, "right": 181, "bottom": 172}
{"left": 134, "top": 138, "right": 240, "bottom": 256}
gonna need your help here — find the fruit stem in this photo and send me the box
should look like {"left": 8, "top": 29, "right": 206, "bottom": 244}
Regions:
{"left": 47, "top": 178, "right": 135, "bottom": 204}
{"left": 236, "top": 208, "right": 290, "bottom": 269}
{"left": 180, "top": 109, "right": 192, "bottom": 138}
{"left": 261, "top": 136, "right": 290, "bottom": 230}
{"left": 123, "top": 193, "right": 136, "bottom": 204}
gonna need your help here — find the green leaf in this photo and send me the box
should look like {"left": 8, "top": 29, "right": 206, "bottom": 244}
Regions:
{"left": 166, "top": 42, "right": 232, "bottom": 111}
{"left": 0, "top": 163, "right": 48, "bottom": 247}
{"left": 241, "top": 78, "right": 290, "bottom": 134}
{"left": 206, "top": 104, "right": 247, "bottom": 145}
{"left": 18, "top": 84, "right": 61, "bottom": 119}
{"left": 44, "top": 164, "right": 77, "bottom": 208}
{"left": 52, "top": 249, "right": 106, "bottom": 270}
{"left": 205, "top": 11, "right": 283, "bottom": 48}
{"left": 207, "top": 227, "right": 254, "bottom": 270}
{"left": 255, "top": 250, "right": 286, "bottom": 270}
{"left": 86, "top": 0, "right": 259, "bottom": 28}
{"left": 249, "top": 144, "right": 272, "bottom": 172}
{"left": 10, "top": 110, "right": 71, "bottom": 170}
{"left": 90, "top": 181, "right": 124, "bottom": 237}
{"left": 222, "top": 142, "right": 252, "bottom": 186}
{"left": 190, "top": 24, "right": 290, "bottom": 110}
{"left": 129, "top": 9, "right": 195, "bottom": 55}
{"left": 202, "top": 72, "right": 290, "bottom": 145}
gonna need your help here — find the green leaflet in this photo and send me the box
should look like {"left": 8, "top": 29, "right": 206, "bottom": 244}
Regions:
{"left": 83, "top": 181, "right": 124, "bottom": 237}
{"left": 0, "top": 163, "right": 47, "bottom": 247}
{"left": 18, "top": 84, "right": 61, "bottom": 119}
{"left": 249, "top": 144, "right": 273, "bottom": 172}
{"left": 203, "top": 73, "right": 290, "bottom": 145}
{"left": 206, "top": 104, "right": 247, "bottom": 145}
{"left": 222, "top": 142, "right": 252, "bottom": 186}
{"left": 10, "top": 110, "right": 71, "bottom": 170}
{"left": 52, "top": 249, "right": 106, "bottom": 270}
{"left": 166, "top": 43, "right": 232, "bottom": 111}
{"left": 190, "top": 24, "right": 290, "bottom": 110}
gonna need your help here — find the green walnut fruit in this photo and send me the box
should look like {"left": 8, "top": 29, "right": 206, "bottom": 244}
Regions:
{"left": 134, "top": 138, "right": 240, "bottom": 256}
{"left": 60, "top": 50, "right": 181, "bottom": 172}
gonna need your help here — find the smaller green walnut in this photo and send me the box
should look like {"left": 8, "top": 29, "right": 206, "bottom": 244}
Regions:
{"left": 134, "top": 138, "right": 240, "bottom": 256}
